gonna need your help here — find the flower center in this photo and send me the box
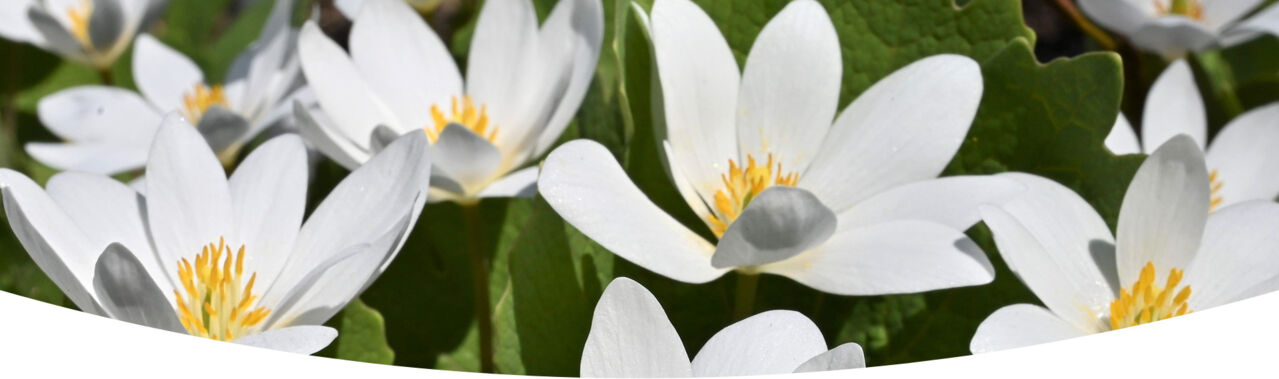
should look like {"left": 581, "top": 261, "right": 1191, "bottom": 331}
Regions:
{"left": 1209, "top": 169, "right": 1224, "bottom": 212}
{"left": 66, "top": 0, "right": 93, "bottom": 48}
{"left": 1108, "top": 261, "right": 1192, "bottom": 330}
{"left": 172, "top": 237, "right": 271, "bottom": 341}
{"left": 706, "top": 154, "right": 799, "bottom": 237}
{"left": 1157, "top": 0, "right": 1204, "bottom": 20}
{"left": 427, "top": 95, "right": 499, "bottom": 144}
{"left": 181, "top": 84, "right": 229, "bottom": 125}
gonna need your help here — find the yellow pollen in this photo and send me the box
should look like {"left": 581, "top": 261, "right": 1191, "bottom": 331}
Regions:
{"left": 173, "top": 237, "right": 271, "bottom": 341}
{"left": 1108, "top": 262, "right": 1193, "bottom": 330}
{"left": 181, "top": 84, "right": 229, "bottom": 125}
{"left": 66, "top": 0, "right": 93, "bottom": 48}
{"left": 706, "top": 154, "right": 799, "bottom": 237}
{"left": 426, "top": 95, "right": 499, "bottom": 143}
{"left": 1209, "top": 169, "right": 1224, "bottom": 212}
{"left": 1156, "top": 0, "right": 1204, "bottom": 21}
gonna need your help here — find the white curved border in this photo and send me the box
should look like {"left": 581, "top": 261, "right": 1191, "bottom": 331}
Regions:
{"left": 0, "top": 288, "right": 1272, "bottom": 376}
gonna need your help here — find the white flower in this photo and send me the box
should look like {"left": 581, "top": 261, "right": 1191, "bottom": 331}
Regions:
{"left": 538, "top": 0, "right": 1019, "bottom": 295}
{"left": 0, "top": 115, "right": 432, "bottom": 354}
{"left": 970, "top": 135, "right": 1279, "bottom": 353}
{"left": 27, "top": 0, "right": 305, "bottom": 175}
{"left": 580, "top": 277, "right": 863, "bottom": 377}
{"left": 296, "top": 0, "right": 603, "bottom": 204}
{"left": 1079, "top": 0, "right": 1279, "bottom": 58}
{"left": 333, "top": 0, "right": 433, "bottom": 17}
{"left": 0, "top": 0, "right": 167, "bottom": 69}
{"left": 1105, "top": 59, "right": 1279, "bottom": 211}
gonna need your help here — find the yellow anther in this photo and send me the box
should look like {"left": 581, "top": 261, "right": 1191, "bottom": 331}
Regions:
{"left": 426, "top": 95, "right": 499, "bottom": 143}
{"left": 181, "top": 84, "right": 229, "bottom": 125}
{"left": 1209, "top": 169, "right": 1224, "bottom": 212}
{"left": 706, "top": 154, "right": 800, "bottom": 237}
{"left": 1109, "top": 262, "right": 1193, "bottom": 330}
{"left": 173, "top": 237, "right": 271, "bottom": 341}
{"left": 66, "top": 0, "right": 93, "bottom": 48}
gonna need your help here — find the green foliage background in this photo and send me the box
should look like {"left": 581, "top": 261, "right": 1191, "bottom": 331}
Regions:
{"left": 1, "top": 0, "right": 1276, "bottom": 375}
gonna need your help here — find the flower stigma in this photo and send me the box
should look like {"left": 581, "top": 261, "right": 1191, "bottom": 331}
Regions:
{"left": 427, "top": 95, "right": 499, "bottom": 143}
{"left": 173, "top": 237, "right": 271, "bottom": 341}
{"left": 707, "top": 154, "right": 799, "bottom": 237}
{"left": 181, "top": 84, "right": 229, "bottom": 125}
{"left": 1108, "top": 262, "right": 1192, "bottom": 330}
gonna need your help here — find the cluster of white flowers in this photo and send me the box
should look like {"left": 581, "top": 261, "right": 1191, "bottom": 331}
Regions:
{"left": 1, "top": 0, "right": 1278, "bottom": 375}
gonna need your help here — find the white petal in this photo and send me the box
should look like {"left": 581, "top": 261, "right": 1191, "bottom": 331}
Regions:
{"left": 1200, "top": 0, "right": 1262, "bottom": 30}
{"left": 1142, "top": 60, "right": 1206, "bottom": 153}
{"left": 1104, "top": 113, "right": 1141, "bottom": 155}
{"left": 532, "top": 0, "right": 606, "bottom": 157}
{"left": 466, "top": 0, "right": 538, "bottom": 141}
{"left": 735, "top": 0, "right": 840, "bottom": 174}
{"left": 0, "top": 0, "right": 41, "bottom": 44}
{"left": 691, "top": 310, "right": 827, "bottom": 377}
{"left": 91, "top": 243, "right": 184, "bottom": 333}
{"left": 132, "top": 34, "right": 204, "bottom": 112}
{"left": 37, "top": 86, "right": 162, "bottom": 146}
{"left": 233, "top": 325, "right": 337, "bottom": 355}
{"left": 969, "top": 304, "right": 1089, "bottom": 354}
{"left": 1129, "top": 17, "right": 1218, "bottom": 57}
{"left": 712, "top": 187, "right": 836, "bottom": 268}
{"left": 0, "top": 169, "right": 103, "bottom": 314}
{"left": 759, "top": 220, "right": 993, "bottom": 296}
{"left": 539, "top": 140, "right": 725, "bottom": 283}
{"left": 978, "top": 176, "right": 1116, "bottom": 333}
{"left": 24, "top": 142, "right": 149, "bottom": 175}
{"left": 433, "top": 125, "right": 501, "bottom": 195}
{"left": 837, "top": 175, "right": 1024, "bottom": 231}
{"left": 1204, "top": 103, "right": 1279, "bottom": 209}
{"left": 581, "top": 277, "right": 692, "bottom": 378}
{"left": 297, "top": 21, "right": 400, "bottom": 149}
{"left": 350, "top": 0, "right": 462, "bottom": 131}
{"left": 1223, "top": 2, "right": 1279, "bottom": 43}
{"left": 292, "top": 99, "right": 371, "bottom": 170}
{"left": 45, "top": 171, "right": 166, "bottom": 291}
{"left": 801, "top": 55, "right": 983, "bottom": 213}
{"left": 1184, "top": 201, "right": 1279, "bottom": 309}
{"left": 1116, "top": 135, "right": 1210, "bottom": 285}
{"left": 651, "top": 0, "right": 740, "bottom": 205}
{"left": 334, "top": 0, "right": 362, "bottom": 18}
{"left": 144, "top": 115, "right": 235, "bottom": 288}
{"left": 793, "top": 343, "right": 865, "bottom": 373}
{"left": 1078, "top": 0, "right": 1156, "bottom": 35}
{"left": 477, "top": 166, "right": 538, "bottom": 199}
{"left": 26, "top": 6, "right": 84, "bottom": 59}
{"left": 228, "top": 134, "right": 308, "bottom": 293}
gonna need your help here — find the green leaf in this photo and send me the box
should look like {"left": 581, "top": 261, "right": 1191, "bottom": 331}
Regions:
{"left": 337, "top": 298, "right": 396, "bottom": 365}
{"left": 206, "top": 0, "right": 277, "bottom": 83}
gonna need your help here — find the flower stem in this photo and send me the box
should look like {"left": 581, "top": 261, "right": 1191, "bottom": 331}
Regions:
{"left": 1049, "top": 0, "right": 1118, "bottom": 51}
{"left": 733, "top": 272, "right": 759, "bottom": 321}
{"left": 462, "top": 203, "right": 495, "bottom": 373}
{"left": 97, "top": 67, "right": 114, "bottom": 86}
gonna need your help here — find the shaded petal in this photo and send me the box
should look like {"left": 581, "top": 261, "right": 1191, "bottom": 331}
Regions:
{"left": 297, "top": 21, "right": 400, "bottom": 149}
{"left": 0, "top": 169, "right": 103, "bottom": 314}
{"left": 1129, "top": 17, "right": 1218, "bottom": 57}
{"left": 735, "top": 0, "right": 841, "bottom": 174}
{"left": 133, "top": 34, "right": 204, "bottom": 112}
{"left": 1200, "top": 0, "right": 1262, "bottom": 30}
{"left": 228, "top": 134, "right": 308, "bottom": 293}
{"left": 1104, "top": 113, "right": 1141, "bottom": 155}
{"left": 691, "top": 310, "right": 827, "bottom": 377}
{"left": 1223, "top": 3, "right": 1279, "bottom": 44}
{"left": 1142, "top": 59, "right": 1206, "bottom": 152}
{"left": 477, "top": 166, "right": 538, "bottom": 199}
{"left": 144, "top": 115, "right": 235, "bottom": 287}
{"left": 970, "top": 304, "right": 1089, "bottom": 354}
{"left": 232, "top": 325, "right": 337, "bottom": 355}
{"left": 92, "top": 243, "right": 184, "bottom": 333}
{"left": 25, "top": 142, "right": 149, "bottom": 175}
{"left": 801, "top": 55, "right": 983, "bottom": 212}
{"left": 1078, "top": 0, "right": 1155, "bottom": 35}
{"left": 27, "top": 7, "right": 84, "bottom": 58}
{"left": 37, "top": 86, "right": 161, "bottom": 146}
{"left": 1204, "top": 103, "right": 1279, "bottom": 209}
{"left": 712, "top": 187, "right": 836, "bottom": 268}
{"left": 292, "top": 100, "right": 370, "bottom": 170}
{"left": 837, "top": 175, "right": 1023, "bottom": 231}
{"left": 1116, "top": 135, "right": 1210, "bottom": 285}
{"left": 539, "top": 140, "right": 725, "bottom": 283}
{"left": 433, "top": 125, "right": 501, "bottom": 195}
{"left": 651, "top": 0, "right": 740, "bottom": 204}
{"left": 793, "top": 343, "right": 865, "bottom": 373}
{"left": 350, "top": 0, "right": 462, "bottom": 132}
{"left": 581, "top": 277, "right": 692, "bottom": 378}
{"left": 760, "top": 220, "right": 993, "bottom": 296}
{"left": 1184, "top": 201, "right": 1279, "bottom": 309}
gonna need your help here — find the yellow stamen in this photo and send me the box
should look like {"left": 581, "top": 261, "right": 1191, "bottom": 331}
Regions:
{"left": 1156, "top": 0, "right": 1204, "bottom": 21}
{"left": 66, "top": 0, "right": 94, "bottom": 48}
{"left": 706, "top": 154, "right": 800, "bottom": 237}
{"left": 173, "top": 237, "right": 271, "bottom": 341}
{"left": 1209, "top": 169, "right": 1224, "bottom": 212}
{"left": 1108, "top": 262, "right": 1193, "bottom": 330}
{"left": 181, "top": 84, "right": 229, "bottom": 125}
{"left": 425, "top": 95, "right": 499, "bottom": 143}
